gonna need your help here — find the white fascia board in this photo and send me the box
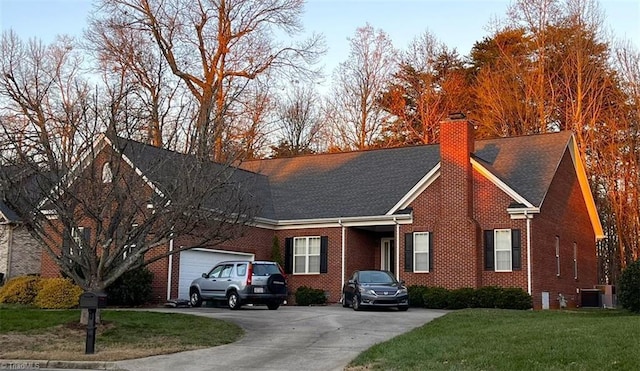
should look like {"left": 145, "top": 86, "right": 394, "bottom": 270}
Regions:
{"left": 471, "top": 159, "right": 535, "bottom": 208}
{"left": 567, "top": 136, "right": 605, "bottom": 240}
{"left": 507, "top": 207, "right": 540, "bottom": 219}
{"left": 252, "top": 213, "right": 413, "bottom": 230}
{"left": 104, "top": 137, "right": 166, "bottom": 198}
{"left": 387, "top": 163, "right": 441, "bottom": 215}
{"left": 37, "top": 134, "right": 109, "bottom": 209}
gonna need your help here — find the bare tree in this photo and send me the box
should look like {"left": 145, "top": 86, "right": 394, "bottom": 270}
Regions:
{"left": 271, "top": 81, "right": 322, "bottom": 157}
{"left": 326, "top": 24, "right": 396, "bottom": 150}
{"left": 93, "top": 0, "right": 324, "bottom": 160}
{"left": 0, "top": 32, "right": 91, "bottom": 168}
{"left": 85, "top": 15, "right": 188, "bottom": 149}
{"left": 225, "top": 77, "right": 276, "bottom": 159}
{"left": 0, "top": 32, "right": 259, "bottom": 306}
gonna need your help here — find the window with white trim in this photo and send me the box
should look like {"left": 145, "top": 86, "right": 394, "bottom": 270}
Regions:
{"left": 494, "top": 229, "right": 512, "bottom": 272}
{"left": 102, "top": 162, "right": 113, "bottom": 183}
{"left": 555, "top": 236, "right": 560, "bottom": 277}
{"left": 293, "top": 236, "right": 320, "bottom": 274}
{"left": 413, "top": 232, "right": 430, "bottom": 272}
{"left": 71, "top": 227, "right": 86, "bottom": 257}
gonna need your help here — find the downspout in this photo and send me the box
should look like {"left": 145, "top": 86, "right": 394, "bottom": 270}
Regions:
{"left": 394, "top": 217, "right": 400, "bottom": 281}
{"left": 526, "top": 212, "right": 532, "bottom": 295}
{"left": 166, "top": 237, "right": 174, "bottom": 301}
{"left": 340, "top": 220, "right": 345, "bottom": 294}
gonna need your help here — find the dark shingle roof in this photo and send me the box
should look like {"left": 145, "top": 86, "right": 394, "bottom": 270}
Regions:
{"left": 474, "top": 131, "right": 572, "bottom": 206}
{"left": 240, "top": 131, "right": 573, "bottom": 220}
{"left": 112, "top": 138, "right": 274, "bottom": 218}
{"left": 240, "top": 146, "right": 440, "bottom": 219}
{"left": 0, "top": 201, "right": 20, "bottom": 222}
{"left": 115, "top": 131, "right": 573, "bottom": 221}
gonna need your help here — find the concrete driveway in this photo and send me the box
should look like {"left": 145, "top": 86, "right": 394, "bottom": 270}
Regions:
{"left": 116, "top": 305, "right": 447, "bottom": 371}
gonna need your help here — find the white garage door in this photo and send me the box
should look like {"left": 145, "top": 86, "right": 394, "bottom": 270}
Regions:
{"left": 178, "top": 249, "right": 254, "bottom": 300}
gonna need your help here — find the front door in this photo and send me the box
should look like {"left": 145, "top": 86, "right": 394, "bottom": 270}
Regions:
{"left": 380, "top": 238, "right": 395, "bottom": 274}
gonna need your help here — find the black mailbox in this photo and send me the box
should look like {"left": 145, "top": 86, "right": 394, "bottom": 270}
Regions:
{"left": 79, "top": 292, "right": 107, "bottom": 309}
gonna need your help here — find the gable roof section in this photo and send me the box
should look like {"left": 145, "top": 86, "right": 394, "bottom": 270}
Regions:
{"left": 81, "top": 130, "right": 599, "bottom": 237}
{"left": 0, "top": 201, "right": 20, "bottom": 223}
{"left": 241, "top": 131, "right": 592, "bottom": 224}
{"left": 107, "top": 137, "right": 275, "bottom": 218}
{"left": 239, "top": 145, "right": 441, "bottom": 220}
{"left": 473, "top": 131, "right": 574, "bottom": 208}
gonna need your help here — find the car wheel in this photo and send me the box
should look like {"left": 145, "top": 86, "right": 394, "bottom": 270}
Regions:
{"left": 267, "top": 274, "right": 287, "bottom": 295}
{"left": 189, "top": 289, "right": 202, "bottom": 307}
{"left": 341, "top": 293, "right": 349, "bottom": 308}
{"left": 227, "top": 291, "right": 241, "bottom": 310}
{"left": 267, "top": 302, "right": 280, "bottom": 310}
{"left": 398, "top": 306, "right": 409, "bottom": 312}
{"left": 352, "top": 294, "right": 361, "bottom": 311}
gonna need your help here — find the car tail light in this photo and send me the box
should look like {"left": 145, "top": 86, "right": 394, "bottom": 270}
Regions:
{"left": 246, "top": 262, "right": 253, "bottom": 286}
{"left": 277, "top": 263, "right": 287, "bottom": 281}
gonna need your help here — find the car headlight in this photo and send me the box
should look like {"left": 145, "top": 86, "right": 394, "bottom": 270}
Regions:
{"left": 397, "top": 287, "right": 408, "bottom": 295}
{"left": 358, "top": 287, "right": 376, "bottom": 295}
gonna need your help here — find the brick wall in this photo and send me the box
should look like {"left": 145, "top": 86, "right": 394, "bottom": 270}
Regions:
{"left": 530, "top": 151, "right": 597, "bottom": 309}
{"left": 474, "top": 171, "right": 528, "bottom": 291}
{"left": 276, "top": 227, "right": 344, "bottom": 303}
{"left": 433, "top": 118, "right": 481, "bottom": 288}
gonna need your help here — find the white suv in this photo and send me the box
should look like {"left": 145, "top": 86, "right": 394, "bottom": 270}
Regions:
{"left": 189, "top": 261, "right": 287, "bottom": 310}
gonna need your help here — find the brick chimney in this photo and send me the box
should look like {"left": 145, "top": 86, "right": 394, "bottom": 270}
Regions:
{"left": 434, "top": 113, "right": 481, "bottom": 288}
{"left": 439, "top": 113, "right": 474, "bottom": 218}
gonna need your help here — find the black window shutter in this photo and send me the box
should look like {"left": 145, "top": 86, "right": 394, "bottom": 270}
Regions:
{"left": 82, "top": 227, "right": 91, "bottom": 249}
{"left": 404, "top": 233, "right": 413, "bottom": 272}
{"left": 284, "top": 237, "right": 293, "bottom": 274}
{"left": 62, "top": 229, "right": 71, "bottom": 256}
{"left": 428, "top": 232, "right": 434, "bottom": 271}
{"left": 512, "top": 229, "right": 522, "bottom": 270}
{"left": 320, "top": 236, "right": 328, "bottom": 273}
{"left": 484, "top": 230, "right": 494, "bottom": 270}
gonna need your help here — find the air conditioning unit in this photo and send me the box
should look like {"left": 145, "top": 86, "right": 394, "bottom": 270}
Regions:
{"left": 595, "top": 285, "right": 616, "bottom": 308}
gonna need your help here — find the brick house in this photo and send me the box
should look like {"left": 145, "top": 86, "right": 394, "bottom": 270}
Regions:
{"left": 0, "top": 169, "right": 44, "bottom": 283}
{"left": 39, "top": 117, "right": 603, "bottom": 309}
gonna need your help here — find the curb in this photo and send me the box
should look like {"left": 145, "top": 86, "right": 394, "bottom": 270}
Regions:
{"left": 0, "top": 360, "right": 125, "bottom": 370}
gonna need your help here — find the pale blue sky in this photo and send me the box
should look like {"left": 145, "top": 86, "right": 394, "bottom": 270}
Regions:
{"left": 1, "top": 0, "right": 639, "bottom": 79}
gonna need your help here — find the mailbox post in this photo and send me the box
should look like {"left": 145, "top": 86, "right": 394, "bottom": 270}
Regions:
{"left": 79, "top": 291, "right": 107, "bottom": 354}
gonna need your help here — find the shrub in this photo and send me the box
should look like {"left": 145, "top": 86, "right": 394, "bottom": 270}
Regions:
{"left": 294, "top": 286, "right": 327, "bottom": 306}
{"left": 448, "top": 288, "right": 475, "bottom": 309}
{"left": 271, "top": 236, "right": 283, "bottom": 266}
{"left": 496, "top": 287, "right": 533, "bottom": 310}
{"left": 106, "top": 266, "right": 154, "bottom": 307}
{"left": 423, "top": 286, "right": 449, "bottom": 309}
{"left": 474, "top": 286, "right": 503, "bottom": 308}
{"left": 619, "top": 259, "right": 640, "bottom": 313}
{"left": 34, "top": 278, "right": 84, "bottom": 309}
{"left": 0, "top": 275, "right": 41, "bottom": 305}
{"left": 407, "top": 285, "right": 428, "bottom": 307}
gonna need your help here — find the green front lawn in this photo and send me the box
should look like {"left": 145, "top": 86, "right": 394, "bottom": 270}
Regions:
{"left": 348, "top": 308, "right": 640, "bottom": 370}
{"left": 0, "top": 307, "right": 243, "bottom": 361}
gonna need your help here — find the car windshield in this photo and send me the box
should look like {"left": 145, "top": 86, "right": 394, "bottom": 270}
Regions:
{"left": 359, "top": 271, "right": 394, "bottom": 284}
{"left": 253, "top": 263, "right": 280, "bottom": 276}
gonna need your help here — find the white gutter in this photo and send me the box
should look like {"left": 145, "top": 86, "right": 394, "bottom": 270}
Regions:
{"left": 526, "top": 214, "right": 532, "bottom": 295}
{"left": 340, "top": 220, "right": 345, "bottom": 296}
{"left": 253, "top": 213, "right": 413, "bottom": 230}
{"left": 166, "top": 238, "right": 174, "bottom": 301}
{"left": 394, "top": 217, "right": 400, "bottom": 281}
